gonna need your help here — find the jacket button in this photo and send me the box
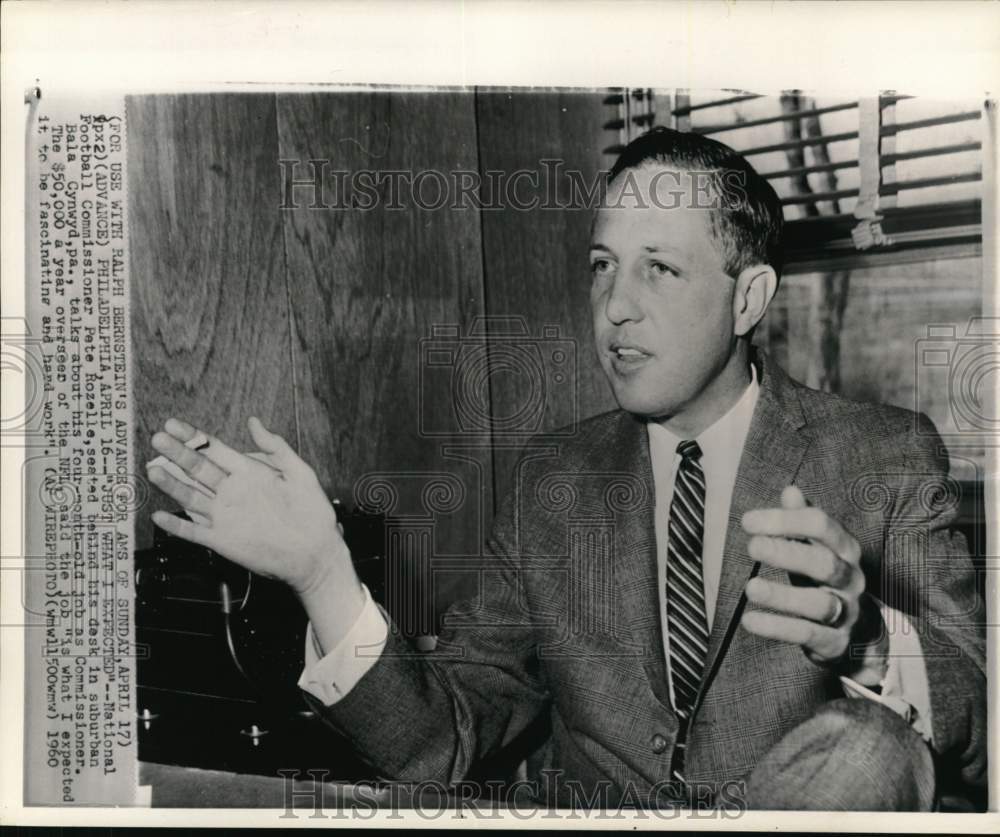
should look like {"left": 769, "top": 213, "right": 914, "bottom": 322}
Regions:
{"left": 651, "top": 733, "right": 668, "bottom": 754}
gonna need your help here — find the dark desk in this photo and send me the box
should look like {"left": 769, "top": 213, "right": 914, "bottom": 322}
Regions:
{"left": 139, "top": 761, "right": 388, "bottom": 810}
{"left": 138, "top": 761, "right": 528, "bottom": 814}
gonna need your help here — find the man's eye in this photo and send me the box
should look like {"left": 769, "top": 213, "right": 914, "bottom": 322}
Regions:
{"left": 649, "top": 261, "right": 677, "bottom": 277}
{"left": 590, "top": 259, "right": 614, "bottom": 276}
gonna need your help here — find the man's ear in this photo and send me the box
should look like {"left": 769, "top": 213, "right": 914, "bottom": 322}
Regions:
{"left": 732, "top": 264, "right": 778, "bottom": 337}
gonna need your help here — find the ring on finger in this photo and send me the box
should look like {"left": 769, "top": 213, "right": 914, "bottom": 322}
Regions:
{"left": 824, "top": 592, "right": 846, "bottom": 628}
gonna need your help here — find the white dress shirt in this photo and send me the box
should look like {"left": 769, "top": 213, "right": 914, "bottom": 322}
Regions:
{"left": 300, "top": 367, "right": 933, "bottom": 742}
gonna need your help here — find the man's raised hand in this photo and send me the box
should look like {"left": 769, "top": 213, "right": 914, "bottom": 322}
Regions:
{"left": 740, "top": 485, "right": 888, "bottom": 683}
{"left": 146, "top": 416, "right": 356, "bottom": 603}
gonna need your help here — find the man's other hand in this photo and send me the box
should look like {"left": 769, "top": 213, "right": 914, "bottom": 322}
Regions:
{"left": 739, "top": 486, "right": 888, "bottom": 682}
{"left": 146, "top": 416, "right": 363, "bottom": 623}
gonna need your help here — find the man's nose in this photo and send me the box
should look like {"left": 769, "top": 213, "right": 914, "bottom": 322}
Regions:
{"left": 603, "top": 270, "right": 643, "bottom": 325}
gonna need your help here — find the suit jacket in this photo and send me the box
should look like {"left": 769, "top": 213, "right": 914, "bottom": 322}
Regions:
{"left": 313, "top": 351, "right": 986, "bottom": 803}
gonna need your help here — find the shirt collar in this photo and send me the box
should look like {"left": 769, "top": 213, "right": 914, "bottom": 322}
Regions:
{"left": 648, "top": 362, "right": 760, "bottom": 465}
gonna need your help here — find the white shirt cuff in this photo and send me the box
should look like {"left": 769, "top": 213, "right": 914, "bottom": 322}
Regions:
{"left": 297, "top": 584, "right": 388, "bottom": 706}
{"left": 840, "top": 603, "right": 934, "bottom": 743}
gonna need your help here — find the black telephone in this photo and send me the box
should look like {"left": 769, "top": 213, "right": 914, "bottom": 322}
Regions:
{"left": 134, "top": 502, "right": 389, "bottom": 778}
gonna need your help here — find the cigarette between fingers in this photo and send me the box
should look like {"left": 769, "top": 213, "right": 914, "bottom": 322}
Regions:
{"left": 146, "top": 430, "right": 214, "bottom": 497}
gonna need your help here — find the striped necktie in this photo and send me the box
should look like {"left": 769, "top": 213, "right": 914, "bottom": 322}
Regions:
{"left": 665, "top": 439, "right": 709, "bottom": 783}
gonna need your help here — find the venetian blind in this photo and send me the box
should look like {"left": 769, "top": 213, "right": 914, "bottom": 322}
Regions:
{"left": 603, "top": 89, "right": 985, "bottom": 274}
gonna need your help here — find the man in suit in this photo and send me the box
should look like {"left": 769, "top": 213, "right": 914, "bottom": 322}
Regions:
{"left": 146, "top": 127, "right": 985, "bottom": 811}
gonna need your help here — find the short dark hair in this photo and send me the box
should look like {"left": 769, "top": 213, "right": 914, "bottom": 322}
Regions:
{"left": 608, "top": 126, "right": 785, "bottom": 281}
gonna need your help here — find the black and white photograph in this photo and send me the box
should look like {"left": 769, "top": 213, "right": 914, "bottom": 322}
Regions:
{"left": 2, "top": 1, "right": 997, "bottom": 829}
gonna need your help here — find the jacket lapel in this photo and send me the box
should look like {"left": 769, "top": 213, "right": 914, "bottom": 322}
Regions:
{"left": 695, "top": 352, "right": 812, "bottom": 707}
{"left": 606, "top": 411, "right": 674, "bottom": 709}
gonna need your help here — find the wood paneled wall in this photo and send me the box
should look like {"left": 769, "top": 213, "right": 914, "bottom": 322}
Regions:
{"left": 128, "top": 90, "right": 611, "bottom": 614}
{"left": 476, "top": 91, "right": 618, "bottom": 495}
{"left": 129, "top": 95, "right": 298, "bottom": 543}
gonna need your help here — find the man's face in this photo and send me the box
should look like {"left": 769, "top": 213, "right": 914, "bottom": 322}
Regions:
{"left": 589, "top": 164, "right": 739, "bottom": 419}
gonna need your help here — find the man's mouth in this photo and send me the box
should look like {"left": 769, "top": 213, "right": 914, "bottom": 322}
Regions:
{"left": 609, "top": 343, "right": 652, "bottom": 363}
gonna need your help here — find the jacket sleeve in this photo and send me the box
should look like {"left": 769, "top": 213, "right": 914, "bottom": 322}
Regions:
{"left": 881, "top": 413, "right": 986, "bottom": 786}
{"left": 303, "top": 486, "right": 551, "bottom": 785}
